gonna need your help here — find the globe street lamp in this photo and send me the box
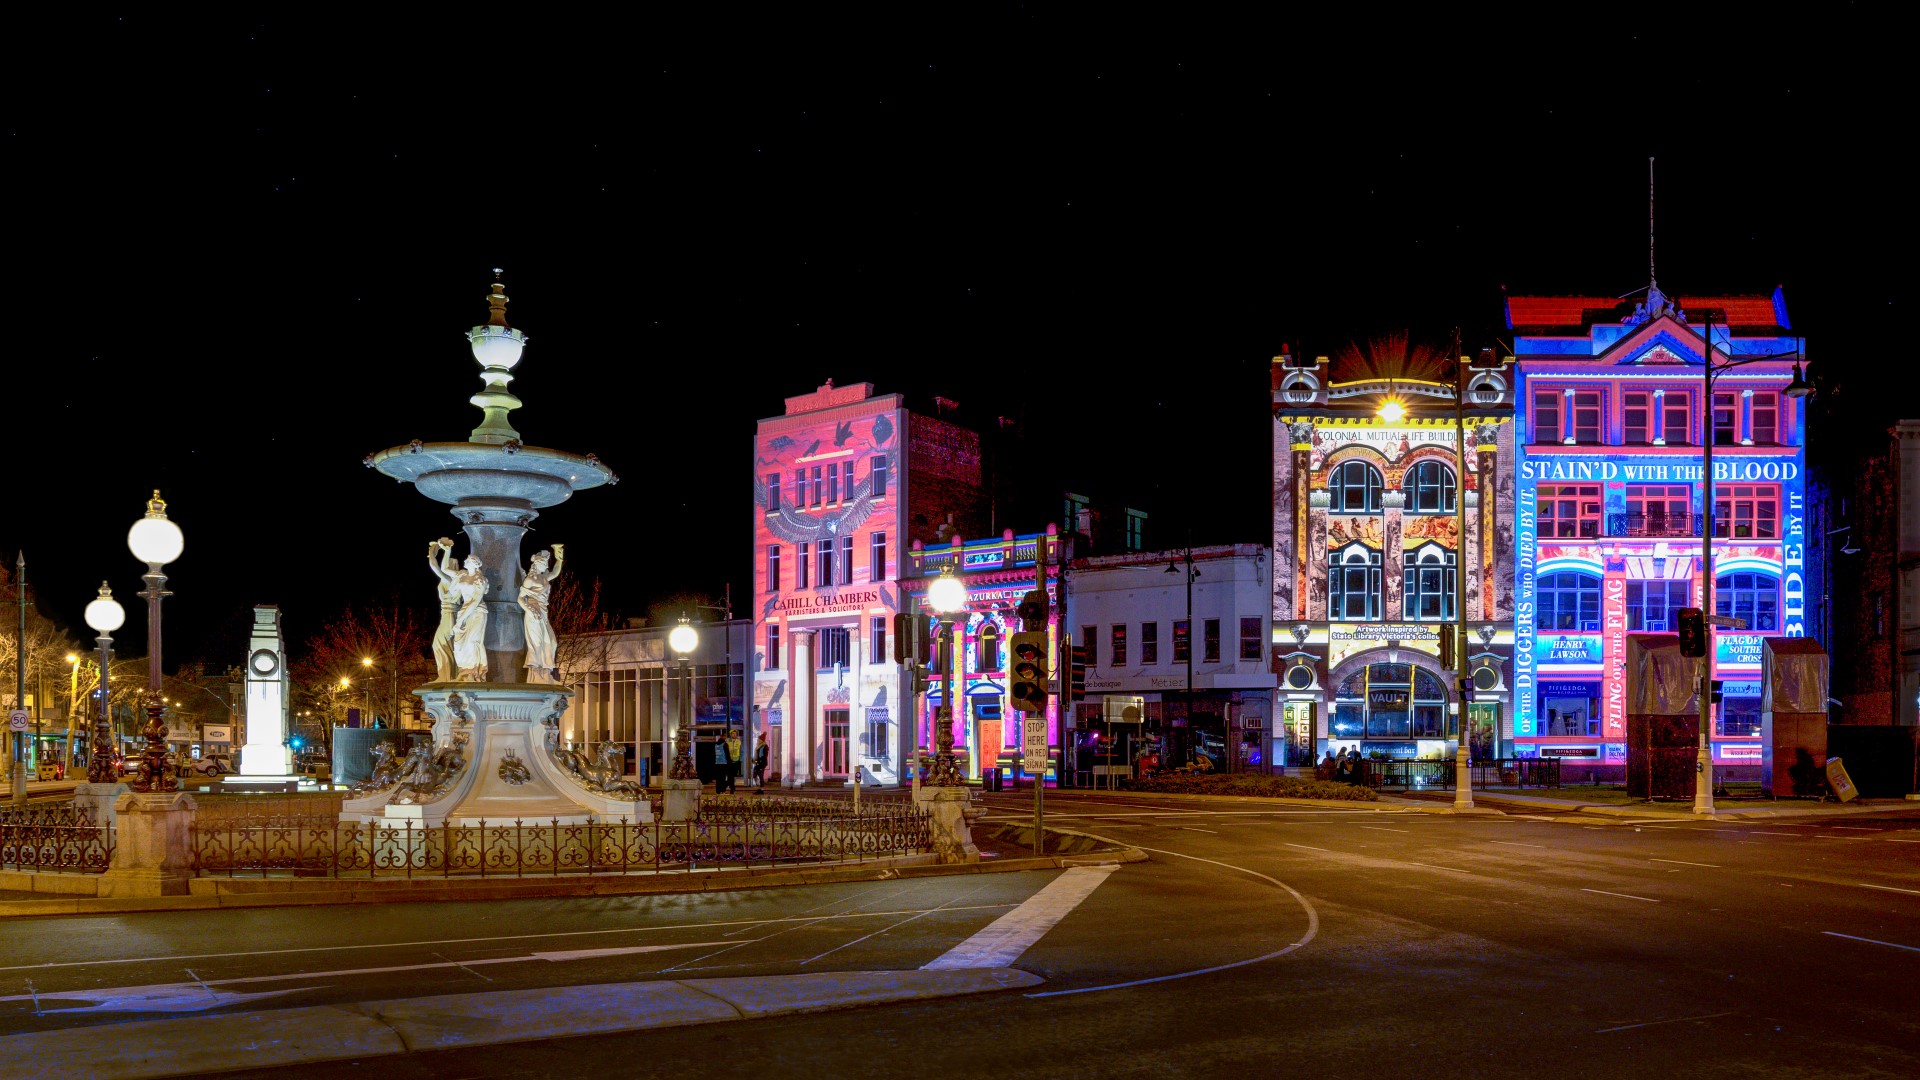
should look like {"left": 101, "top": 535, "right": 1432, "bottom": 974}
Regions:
{"left": 126, "top": 491, "right": 183, "bottom": 793}
{"left": 924, "top": 572, "right": 968, "bottom": 786}
{"left": 668, "top": 616, "right": 699, "bottom": 781}
{"left": 84, "top": 583, "right": 125, "bottom": 784}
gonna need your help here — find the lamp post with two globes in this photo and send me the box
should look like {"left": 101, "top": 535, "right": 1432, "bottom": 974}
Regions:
{"left": 127, "top": 492, "right": 183, "bottom": 794}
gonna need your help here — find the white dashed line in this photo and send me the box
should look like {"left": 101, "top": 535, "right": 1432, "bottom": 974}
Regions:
{"left": 1583, "top": 888, "right": 1659, "bottom": 902}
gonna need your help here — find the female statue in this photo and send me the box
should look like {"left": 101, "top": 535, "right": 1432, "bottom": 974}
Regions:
{"left": 519, "top": 543, "right": 565, "bottom": 682}
{"left": 430, "top": 548, "right": 491, "bottom": 681}
{"left": 427, "top": 538, "right": 459, "bottom": 682}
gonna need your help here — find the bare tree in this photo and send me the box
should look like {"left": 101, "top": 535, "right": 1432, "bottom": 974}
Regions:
{"left": 289, "top": 592, "right": 437, "bottom": 740}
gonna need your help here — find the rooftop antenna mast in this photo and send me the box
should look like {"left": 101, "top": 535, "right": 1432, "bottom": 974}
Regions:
{"left": 1648, "top": 155, "right": 1657, "bottom": 290}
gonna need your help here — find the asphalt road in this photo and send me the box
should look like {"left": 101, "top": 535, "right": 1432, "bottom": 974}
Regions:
{"left": 4, "top": 792, "right": 1918, "bottom": 1079}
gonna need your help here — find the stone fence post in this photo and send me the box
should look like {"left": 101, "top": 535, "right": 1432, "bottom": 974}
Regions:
{"left": 98, "top": 790, "right": 198, "bottom": 897}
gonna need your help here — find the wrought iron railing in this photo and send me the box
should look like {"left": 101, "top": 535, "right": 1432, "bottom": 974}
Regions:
{"left": 1607, "top": 512, "right": 1698, "bottom": 538}
{"left": 693, "top": 792, "right": 913, "bottom": 823}
{"left": 0, "top": 805, "right": 114, "bottom": 873}
{"left": 1358, "top": 757, "right": 1563, "bottom": 791}
{"left": 190, "top": 806, "right": 933, "bottom": 878}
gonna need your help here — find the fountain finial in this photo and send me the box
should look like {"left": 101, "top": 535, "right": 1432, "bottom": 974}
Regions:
{"left": 467, "top": 270, "right": 528, "bottom": 444}
{"left": 486, "top": 268, "right": 510, "bottom": 328}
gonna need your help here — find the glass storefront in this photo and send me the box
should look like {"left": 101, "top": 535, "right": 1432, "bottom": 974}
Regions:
{"left": 1331, "top": 663, "right": 1451, "bottom": 753}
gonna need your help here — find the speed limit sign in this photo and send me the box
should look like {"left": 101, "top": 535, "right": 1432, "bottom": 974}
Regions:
{"left": 7, "top": 709, "right": 27, "bottom": 732}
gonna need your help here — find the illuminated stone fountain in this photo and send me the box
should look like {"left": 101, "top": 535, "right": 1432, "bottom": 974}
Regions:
{"left": 341, "top": 274, "right": 648, "bottom": 825}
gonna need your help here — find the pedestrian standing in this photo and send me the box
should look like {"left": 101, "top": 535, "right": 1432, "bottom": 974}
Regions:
{"left": 752, "top": 733, "right": 770, "bottom": 793}
{"left": 712, "top": 732, "right": 732, "bottom": 793}
{"left": 724, "top": 730, "right": 743, "bottom": 794}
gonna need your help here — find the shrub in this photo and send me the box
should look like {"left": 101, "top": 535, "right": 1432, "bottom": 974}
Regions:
{"left": 1120, "top": 773, "right": 1378, "bottom": 801}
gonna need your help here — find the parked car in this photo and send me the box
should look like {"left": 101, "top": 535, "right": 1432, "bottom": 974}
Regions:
{"left": 182, "top": 755, "right": 231, "bottom": 777}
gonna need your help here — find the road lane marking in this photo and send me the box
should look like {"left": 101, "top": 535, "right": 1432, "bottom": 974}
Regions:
{"left": 1650, "top": 858, "right": 1720, "bottom": 868}
{"left": 923, "top": 866, "right": 1119, "bottom": 971}
{"left": 1582, "top": 888, "right": 1659, "bottom": 902}
{"left": 1283, "top": 843, "right": 1331, "bottom": 852}
{"left": 1594, "top": 1011, "right": 1736, "bottom": 1034}
{"left": 1856, "top": 883, "right": 1920, "bottom": 896}
{"left": 1178, "top": 827, "right": 1219, "bottom": 834}
{"left": 1744, "top": 831, "right": 1800, "bottom": 836}
{"left": 1027, "top": 845, "right": 1318, "bottom": 999}
{"left": 1816, "top": 836, "right": 1871, "bottom": 841}
{"left": 1487, "top": 840, "right": 1545, "bottom": 849}
{"left": 1408, "top": 862, "right": 1471, "bottom": 874}
{"left": 1886, "top": 838, "right": 1920, "bottom": 843}
{"left": 1823, "top": 931, "right": 1920, "bottom": 953}
{"left": 1358, "top": 826, "right": 1410, "bottom": 834}
{"left": 1830, "top": 826, "right": 1882, "bottom": 831}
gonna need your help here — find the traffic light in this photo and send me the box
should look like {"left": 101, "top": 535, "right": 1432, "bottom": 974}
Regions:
{"left": 1676, "top": 608, "right": 1707, "bottom": 658}
{"left": 1009, "top": 631, "right": 1050, "bottom": 714}
{"left": 1069, "top": 642, "right": 1088, "bottom": 702}
{"left": 1710, "top": 679, "right": 1725, "bottom": 705}
{"left": 1438, "top": 628, "right": 1456, "bottom": 670}
{"left": 289, "top": 735, "right": 305, "bottom": 751}
{"left": 1457, "top": 676, "right": 1475, "bottom": 704}
{"left": 1017, "top": 588, "right": 1049, "bottom": 630}
{"left": 892, "top": 611, "right": 931, "bottom": 665}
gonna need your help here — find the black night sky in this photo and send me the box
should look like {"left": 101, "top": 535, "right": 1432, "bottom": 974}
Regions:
{"left": 5, "top": 10, "right": 1902, "bottom": 667}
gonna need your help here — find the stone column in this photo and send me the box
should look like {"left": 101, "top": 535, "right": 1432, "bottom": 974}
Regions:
{"left": 1382, "top": 491, "right": 1406, "bottom": 620}
{"left": 98, "top": 790, "right": 197, "bottom": 897}
{"left": 457, "top": 502, "right": 534, "bottom": 682}
{"left": 1478, "top": 427, "right": 1500, "bottom": 622}
{"left": 787, "top": 629, "right": 816, "bottom": 786}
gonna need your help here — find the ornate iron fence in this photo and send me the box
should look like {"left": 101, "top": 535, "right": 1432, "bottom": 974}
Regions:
{"left": 0, "top": 805, "right": 114, "bottom": 873}
{"left": 191, "top": 805, "right": 933, "bottom": 879}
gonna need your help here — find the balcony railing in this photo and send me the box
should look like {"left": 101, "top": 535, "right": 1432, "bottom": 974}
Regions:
{"left": 1607, "top": 512, "right": 1699, "bottom": 538}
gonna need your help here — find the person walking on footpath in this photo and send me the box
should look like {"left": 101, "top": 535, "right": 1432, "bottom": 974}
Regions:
{"left": 752, "top": 733, "right": 770, "bottom": 793}
{"left": 712, "top": 731, "right": 733, "bottom": 794}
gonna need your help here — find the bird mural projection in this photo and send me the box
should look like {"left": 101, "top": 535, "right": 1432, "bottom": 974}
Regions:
{"left": 753, "top": 412, "right": 899, "bottom": 546}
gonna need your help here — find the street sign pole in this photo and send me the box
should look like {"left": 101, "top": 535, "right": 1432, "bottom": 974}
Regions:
{"left": 1032, "top": 548, "right": 1048, "bottom": 857}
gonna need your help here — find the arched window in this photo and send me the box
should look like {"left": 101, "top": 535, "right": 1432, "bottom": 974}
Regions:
{"left": 978, "top": 622, "right": 1002, "bottom": 671}
{"left": 1407, "top": 460, "right": 1457, "bottom": 514}
{"left": 1402, "top": 543, "right": 1456, "bottom": 621}
{"left": 1715, "top": 572, "right": 1779, "bottom": 632}
{"left": 1537, "top": 571, "right": 1601, "bottom": 630}
{"left": 1329, "top": 543, "right": 1382, "bottom": 620}
{"left": 1327, "top": 461, "right": 1384, "bottom": 513}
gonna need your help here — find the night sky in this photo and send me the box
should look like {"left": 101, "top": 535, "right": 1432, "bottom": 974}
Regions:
{"left": 6, "top": 10, "right": 1901, "bottom": 669}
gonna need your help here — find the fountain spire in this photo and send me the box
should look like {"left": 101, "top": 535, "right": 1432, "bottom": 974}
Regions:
{"left": 468, "top": 269, "right": 527, "bottom": 444}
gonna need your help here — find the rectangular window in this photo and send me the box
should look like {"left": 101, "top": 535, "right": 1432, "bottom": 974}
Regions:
{"left": 870, "top": 616, "right": 887, "bottom": 665}
{"left": 767, "top": 625, "right": 781, "bottom": 669}
{"left": 797, "top": 542, "right": 810, "bottom": 589}
{"left": 764, "top": 474, "right": 781, "bottom": 511}
{"left": 1081, "top": 625, "right": 1098, "bottom": 668}
{"left": 1624, "top": 484, "right": 1691, "bottom": 537}
{"left": 1626, "top": 580, "right": 1689, "bottom": 631}
{"left": 827, "top": 462, "right": 839, "bottom": 504}
{"left": 1126, "top": 510, "right": 1146, "bottom": 551}
{"left": 1203, "top": 619, "right": 1221, "bottom": 663}
{"left": 1173, "top": 620, "right": 1191, "bottom": 665}
{"left": 795, "top": 469, "right": 808, "bottom": 507}
{"left": 1537, "top": 484, "right": 1602, "bottom": 539}
{"left": 1110, "top": 624, "right": 1127, "bottom": 667}
{"left": 1571, "top": 389, "right": 1601, "bottom": 444}
{"left": 817, "top": 627, "right": 851, "bottom": 670}
{"left": 1623, "top": 391, "right": 1651, "bottom": 445}
{"left": 871, "top": 532, "right": 887, "bottom": 580}
{"left": 1532, "top": 389, "right": 1561, "bottom": 443}
{"left": 817, "top": 540, "right": 835, "bottom": 588}
{"left": 765, "top": 545, "right": 781, "bottom": 592}
{"left": 1140, "top": 622, "right": 1159, "bottom": 664}
{"left": 841, "top": 535, "right": 854, "bottom": 584}
{"left": 812, "top": 465, "right": 824, "bottom": 505}
{"left": 871, "top": 454, "right": 889, "bottom": 498}
{"left": 1240, "top": 617, "right": 1263, "bottom": 661}
{"left": 843, "top": 461, "right": 857, "bottom": 502}
{"left": 1716, "top": 485, "right": 1780, "bottom": 539}
{"left": 1713, "top": 392, "right": 1739, "bottom": 445}
{"left": 1661, "top": 391, "right": 1690, "bottom": 444}
{"left": 1751, "top": 391, "right": 1778, "bottom": 445}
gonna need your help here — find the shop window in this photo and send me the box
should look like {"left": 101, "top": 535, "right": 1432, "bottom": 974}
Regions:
{"left": 1203, "top": 619, "right": 1221, "bottom": 663}
{"left": 1532, "top": 389, "right": 1561, "bottom": 444}
{"left": 1110, "top": 624, "right": 1127, "bottom": 667}
{"left": 1140, "top": 622, "right": 1158, "bottom": 664}
{"left": 1661, "top": 390, "right": 1691, "bottom": 444}
{"left": 1407, "top": 460, "right": 1456, "bottom": 513}
{"left": 1627, "top": 580, "right": 1689, "bottom": 631}
{"left": 1541, "top": 683, "right": 1598, "bottom": 736}
{"left": 1750, "top": 391, "right": 1779, "bottom": 445}
{"left": 1715, "top": 572, "right": 1779, "bottom": 632}
{"left": 1240, "top": 617, "right": 1263, "bottom": 661}
{"left": 1624, "top": 391, "right": 1652, "bottom": 444}
{"left": 816, "top": 628, "right": 851, "bottom": 670}
{"left": 1402, "top": 543, "right": 1455, "bottom": 621}
{"left": 1571, "top": 390, "right": 1602, "bottom": 444}
{"left": 1328, "top": 460, "right": 1384, "bottom": 512}
{"left": 1329, "top": 543, "right": 1382, "bottom": 620}
{"left": 1538, "top": 571, "right": 1601, "bottom": 631}
{"left": 1719, "top": 697, "right": 1761, "bottom": 738}
{"left": 1538, "top": 485, "right": 1602, "bottom": 539}
{"left": 1715, "top": 485, "right": 1779, "bottom": 539}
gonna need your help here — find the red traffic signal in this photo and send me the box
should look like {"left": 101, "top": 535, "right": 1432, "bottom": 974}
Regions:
{"left": 1675, "top": 608, "right": 1707, "bottom": 658}
{"left": 1009, "top": 631, "right": 1049, "bottom": 714}
{"left": 1017, "top": 589, "right": 1049, "bottom": 630}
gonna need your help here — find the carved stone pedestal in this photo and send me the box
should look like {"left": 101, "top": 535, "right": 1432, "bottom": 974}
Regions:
{"left": 98, "top": 790, "right": 198, "bottom": 898}
{"left": 71, "top": 781, "right": 131, "bottom": 827}
{"left": 662, "top": 778, "right": 702, "bottom": 823}
{"left": 913, "top": 785, "right": 980, "bottom": 864}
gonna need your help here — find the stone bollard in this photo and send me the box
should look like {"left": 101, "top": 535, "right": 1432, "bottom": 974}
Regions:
{"left": 913, "top": 785, "right": 980, "bottom": 864}
{"left": 98, "top": 790, "right": 198, "bottom": 898}
{"left": 662, "top": 777, "right": 702, "bottom": 823}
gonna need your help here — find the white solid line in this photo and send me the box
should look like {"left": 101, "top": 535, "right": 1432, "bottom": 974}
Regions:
{"left": 1823, "top": 931, "right": 1920, "bottom": 953}
{"left": 1408, "top": 862, "right": 1471, "bottom": 874}
{"left": 1744, "top": 831, "right": 1800, "bottom": 836}
{"left": 1856, "top": 883, "right": 1920, "bottom": 896}
{"left": 1487, "top": 840, "right": 1545, "bottom": 849}
{"left": 1830, "top": 826, "right": 1883, "bottom": 831}
{"left": 1283, "top": 843, "right": 1331, "bottom": 852}
{"left": 1816, "top": 836, "right": 1872, "bottom": 841}
{"left": 1358, "top": 826, "right": 1410, "bottom": 834}
{"left": 1179, "top": 827, "right": 1220, "bottom": 834}
{"left": 1594, "top": 1011, "right": 1736, "bottom": 1034}
{"left": 1887, "top": 838, "right": 1920, "bottom": 844}
{"left": 923, "top": 866, "right": 1119, "bottom": 970}
{"left": 1650, "top": 858, "right": 1720, "bottom": 868}
{"left": 1583, "top": 888, "right": 1660, "bottom": 902}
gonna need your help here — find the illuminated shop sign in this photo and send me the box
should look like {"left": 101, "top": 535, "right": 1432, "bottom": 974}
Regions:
{"left": 1539, "top": 682, "right": 1595, "bottom": 699}
{"left": 1603, "top": 577, "right": 1626, "bottom": 738}
{"left": 1517, "top": 459, "right": 1801, "bottom": 483}
{"left": 773, "top": 589, "right": 883, "bottom": 613}
{"left": 1718, "top": 744, "right": 1762, "bottom": 760}
{"left": 1514, "top": 485, "right": 1538, "bottom": 734}
{"left": 1720, "top": 681, "right": 1763, "bottom": 698}
{"left": 963, "top": 550, "right": 1006, "bottom": 569}
{"left": 1541, "top": 746, "right": 1598, "bottom": 757}
{"left": 1534, "top": 634, "right": 1601, "bottom": 666}
{"left": 1715, "top": 634, "right": 1769, "bottom": 667}
{"left": 1327, "top": 623, "right": 1442, "bottom": 668}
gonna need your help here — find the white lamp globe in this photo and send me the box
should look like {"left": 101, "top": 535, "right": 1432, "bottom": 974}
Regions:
{"left": 128, "top": 492, "right": 184, "bottom": 566}
{"left": 85, "top": 582, "right": 125, "bottom": 633}
{"left": 469, "top": 326, "right": 527, "bottom": 370}
{"left": 927, "top": 573, "right": 967, "bottom": 615}
{"left": 668, "top": 616, "right": 698, "bottom": 656}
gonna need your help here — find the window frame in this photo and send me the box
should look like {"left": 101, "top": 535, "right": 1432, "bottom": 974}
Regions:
{"left": 1660, "top": 389, "right": 1691, "bottom": 445}
{"left": 1537, "top": 571, "right": 1602, "bottom": 631}
{"left": 796, "top": 542, "right": 810, "bottom": 590}
{"left": 765, "top": 544, "right": 782, "bottom": 592}
{"left": 1140, "top": 622, "right": 1158, "bottom": 664}
{"left": 1240, "top": 617, "right": 1263, "bottom": 661}
{"left": 870, "top": 615, "right": 888, "bottom": 665}
{"left": 1329, "top": 542, "right": 1383, "bottom": 621}
{"left": 816, "top": 627, "right": 852, "bottom": 670}
{"left": 871, "top": 454, "right": 889, "bottom": 498}
{"left": 1081, "top": 625, "right": 1098, "bottom": 669}
{"left": 1750, "top": 391, "right": 1779, "bottom": 445}
{"left": 1623, "top": 389, "right": 1652, "bottom": 445}
{"left": 870, "top": 531, "right": 887, "bottom": 581}
{"left": 1570, "top": 388, "right": 1602, "bottom": 444}
{"left": 1715, "top": 571, "right": 1780, "bottom": 632}
{"left": 1203, "top": 618, "right": 1221, "bottom": 663}
{"left": 1328, "top": 460, "right": 1384, "bottom": 513}
{"left": 1715, "top": 485, "right": 1780, "bottom": 539}
{"left": 1538, "top": 484, "right": 1603, "bottom": 539}
{"left": 1401, "top": 543, "right": 1456, "bottom": 621}
{"left": 1407, "top": 460, "right": 1457, "bottom": 514}
{"left": 1532, "top": 388, "right": 1561, "bottom": 444}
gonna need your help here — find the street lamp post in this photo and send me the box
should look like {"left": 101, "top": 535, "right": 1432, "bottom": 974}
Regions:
{"left": 127, "top": 491, "right": 183, "bottom": 794}
{"left": 360, "top": 657, "right": 375, "bottom": 725}
{"left": 1693, "top": 315, "right": 1812, "bottom": 814}
{"left": 84, "top": 583, "right": 125, "bottom": 784}
{"left": 924, "top": 572, "right": 967, "bottom": 786}
{"left": 1165, "top": 545, "right": 1199, "bottom": 768}
{"left": 1450, "top": 343, "right": 1474, "bottom": 810}
{"left": 668, "top": 616, "right": 699, "bottom": 780}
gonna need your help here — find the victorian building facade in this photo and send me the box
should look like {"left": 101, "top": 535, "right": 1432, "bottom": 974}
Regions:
{"left": 1271, "top": 350, "right": 1518, "bottom": 764}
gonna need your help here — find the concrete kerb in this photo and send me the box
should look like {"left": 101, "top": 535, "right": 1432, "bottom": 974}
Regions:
{"left": 0, "top": 969, "right": 1044, "bottom": 1080}
{"left": 1392, "top": 789, "right": 1918, "bottom": 822}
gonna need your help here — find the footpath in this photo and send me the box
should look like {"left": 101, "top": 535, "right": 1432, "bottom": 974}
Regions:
{"left": 1380, "top": 785, "right": 1920, "bottom": 820}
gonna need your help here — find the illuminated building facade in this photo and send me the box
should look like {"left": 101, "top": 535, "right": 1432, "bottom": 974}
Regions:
{"left": 1509, "top": 285, "right": 1810, "bottom": 767}
{"left": 1271, "top": 350, "right": 1517, "bottom": 764}
{"left": 752, "top": 381, "right": 989, "bottom": 787}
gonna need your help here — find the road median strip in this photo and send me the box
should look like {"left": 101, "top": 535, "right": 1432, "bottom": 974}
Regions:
{"left": 2, "top": 968, "right": 1041, "bottom": 1079}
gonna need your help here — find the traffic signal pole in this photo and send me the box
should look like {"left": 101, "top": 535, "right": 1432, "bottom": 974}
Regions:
{"left": 1033, "top": 547, "right": 1046, "bottom": 856}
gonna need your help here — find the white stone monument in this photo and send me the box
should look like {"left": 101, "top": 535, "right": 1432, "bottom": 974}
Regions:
{"left": 234, "top": 605, "right": 295, "bottom": 780}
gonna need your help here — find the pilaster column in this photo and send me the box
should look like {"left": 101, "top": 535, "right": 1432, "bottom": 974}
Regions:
{"left": 788, "top": 629, "right": 816, "bottom": 786}
{"left": 1382, "top": 491, "right": 1406, "bottom": 620}
{"left": 1477, "top": 430, "right": 1499, "bottom": 621}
